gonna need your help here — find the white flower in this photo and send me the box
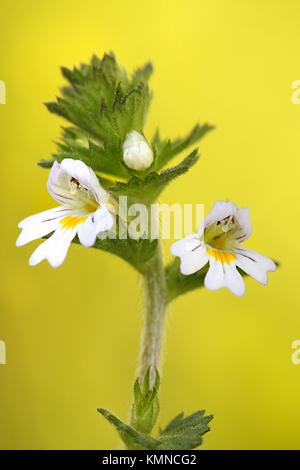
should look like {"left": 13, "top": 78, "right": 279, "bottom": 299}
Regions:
{"left": 171, "top": 201, "right": 276, "bottom": 297}
{"left": 16, "top": 159, "right": 114, "bottom": 267}
{"left": 123, "top": 130, "right": 154, "bottom": 171}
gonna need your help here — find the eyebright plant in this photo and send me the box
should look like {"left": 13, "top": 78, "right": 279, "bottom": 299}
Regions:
{"left": 16, "top": 53, "right": 276, "bottom": 450}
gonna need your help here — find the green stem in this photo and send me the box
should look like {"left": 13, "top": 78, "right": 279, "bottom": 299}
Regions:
{"left": 139, "top": 240, "right": 167, "bottom": 386}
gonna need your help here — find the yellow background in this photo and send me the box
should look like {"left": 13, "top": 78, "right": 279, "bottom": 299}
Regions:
{"left": 0, "top": 0, "right": 299, "bottom": 450}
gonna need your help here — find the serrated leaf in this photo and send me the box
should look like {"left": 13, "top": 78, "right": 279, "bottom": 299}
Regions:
{"left": 45, "top": 53, "right": 153, "bottom": 178}
{"left": 39, "top": 125, "right": 129, "bottom": 178}
{"left": 99, "top": 371, "right": 212, "bottom": 450}
{"left": 40, "top": 148, "right": 199, "bottom": 219}
{"left": 110, "top": 149, "right": 199, "bottom": 205}
{"left": 131, "top": 62, "right": 153, "bottom": 86}
{"left": 40, "top": 141, "right": 128, "bottom": 179}
{"left": 160, "top": 410, "right": 208, "bottom": 435}
{"left": 153, "top": 123, "right": 214, "bottom": 171}
{"left": 98, "top": 408, "right": 160, "bottom": 450}
{"left": 157, "top": 411, "right": 213, "bottom": 450}
{"left": 159, "top": 412, "right": 185, "bottom": 435}
{"left": 99, "top": 406, "right": 212, "bottom": 450}
{"left": 70, "top": 233, "right": 158, "bottom": 274}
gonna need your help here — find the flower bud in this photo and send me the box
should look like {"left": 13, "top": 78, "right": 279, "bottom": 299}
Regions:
{"left": 131, "top": 367, "right": 160, "bottom": 434}
{"left": 122, "top": 130, "right": 154, "bottom": 171}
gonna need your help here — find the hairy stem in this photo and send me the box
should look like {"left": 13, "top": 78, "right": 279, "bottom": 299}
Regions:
{"left": 139, "top": 240, "right": 167, "bottom": 386}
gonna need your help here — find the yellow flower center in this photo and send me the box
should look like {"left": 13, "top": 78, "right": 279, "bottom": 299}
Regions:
{"left": 207, "top": 248, "right": 236, "bottom": 263}
{"left": 60, "top": 216, "right": 88, "bottom": 229}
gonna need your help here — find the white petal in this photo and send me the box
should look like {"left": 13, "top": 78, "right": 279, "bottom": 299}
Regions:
{"left": 17, "top": 218, "right": 59, "bottom": 247}
{"left": 77, "top": 205, "right": 114, "bottom": 247}
{"left": 47, "top": 228, "right": 77, "bottom": 267}
{"left": 29, "top": 233, "right": 57, "bottom": 266}
{"left": 235, "top": 247, "right": 276, "bottom": 272}
{"left": 171, "top": 234, "right": 201, "bottom": 257}
{"left": 171, "top": 234, "right": 209, "bottom": 275}
{"left": 18, "top": 206, "right": 72, "bottom": 229}
{"left": 235, "top": 208, "right": 252, "bottom": 241}
{"left": 77, "top": 217, "right": 98, "bottom": 247}
{"left": 180, "top": 247, "right": 209, "bottom": 275}
{"left": 60, "top": 159, "right": 108, "bottom": 203}
{"left": 204, "top": 256, "right": 245, "bottom": 296}
{"left": 47, "top": 162, "right": 79, "bottom": 207}
{"left": 204, "top": 201, "right": 237, "bottom": 228}
{"left": 234, "top": 247, "right": 276, "bottom": 285}
{"left": 94, "top": 204, "right": 114, "bottom": 233}
{"left": 29, "top": 228, "right": 77, "bottom": 268}
{"left": 204, "top": 258, "right": 225, "bottom": 290}
{"left": 78, "top": 215, "right": 97, "bottom": 246}
{"left": 223, "top": 262, "right": 245, "bottom": 296}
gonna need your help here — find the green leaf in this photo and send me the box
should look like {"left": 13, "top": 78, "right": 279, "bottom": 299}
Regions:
{"left": 131, "top": 368, "right": 160, "bottom": 434}
{"left": 44, "top": 53, "right": 153, "bottom": 178}
{"left": 153, "top": 123, "right": 214, "bottom": 171}
{"left": 98, "top": 408, "right": 160, "bottom": 450}
{"left": 99, "top": 368, "right": 212, "bottom": 450}
{"left": 131, "top": 62, "right": 153, "bottom": 86}
{"left": 38, "top": 159, "right": 54, "bottom": 169}
{"left": 157, "top": 410, "right": 213, "bottom": 450}
{"left": 40, "top": 128, "right": 129, "bottom": 178}
{"left": 98, "top": 406, "right": 212, "bottom": 450}
{"left": 110, "top": 149, "right": 199, "bottom": 205}
{"left": 71, "top": 233, "right": 158, "bottom": 274}
{"left": 166, "top": 258, "right": 209, "bottom": 303}
{"left": 41, "top": 54, "right": 213, "bottom": 187}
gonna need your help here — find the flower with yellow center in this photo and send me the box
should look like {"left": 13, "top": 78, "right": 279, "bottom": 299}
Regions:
{"left": 16, "top": 159, "right": 114, "bottom": 267}
{"left": 171, "top": 201, "right": 276, "bottom": 296}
